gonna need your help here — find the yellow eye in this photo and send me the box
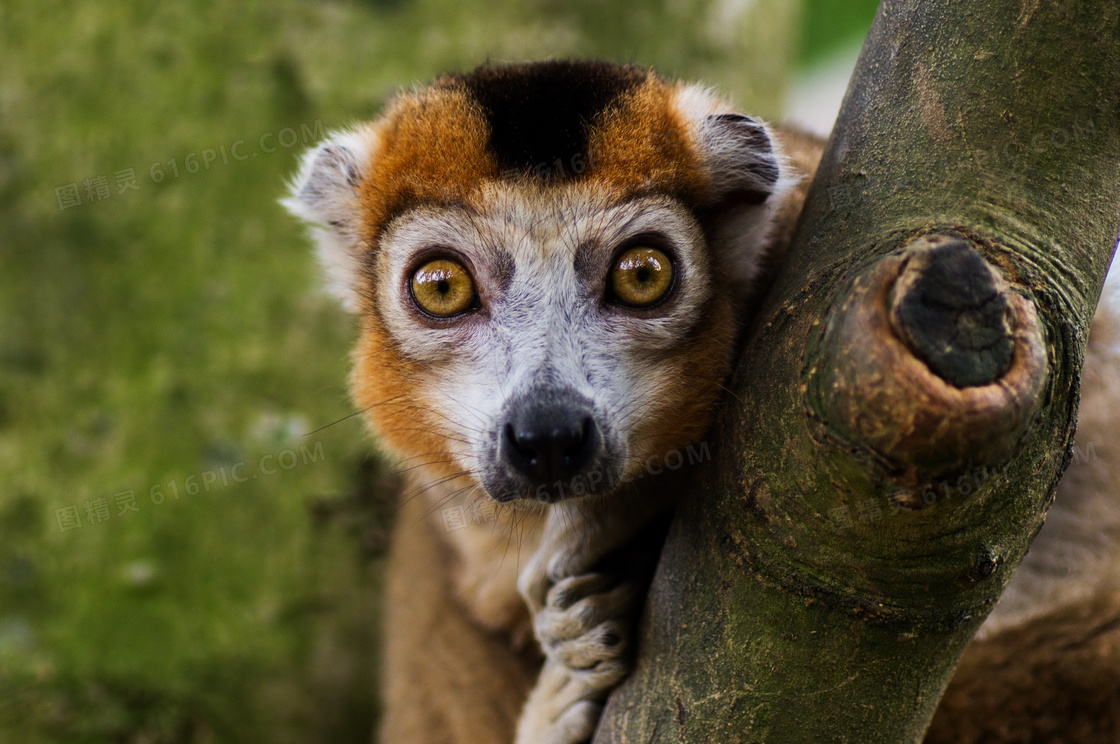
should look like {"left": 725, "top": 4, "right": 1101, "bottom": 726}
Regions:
{"left": 410, "top": 258, "right": 477, "bottom": 317}
{"left": 608, "top": 247, "right": 674, "bottom": 308}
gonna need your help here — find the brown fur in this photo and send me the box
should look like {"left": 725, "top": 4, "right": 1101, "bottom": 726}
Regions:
{"left": 378, "top": 495, "right": 538, "bottom": 743}
{"left": 927, "top": 589, "right": 1120, "bottom": 743}
{"left": 357, "top": 86, "right": 498, "bottom": 254}
{"left": 587, "top": 77, "right": 707, "bottom": 200}
{"left": 350, "top": 317, "right": 461, "bottom": 490}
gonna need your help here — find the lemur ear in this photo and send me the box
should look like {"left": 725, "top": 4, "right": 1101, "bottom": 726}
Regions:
{"left": 701, "top": 113, "right": 782, "bottom": 204}
{"left": 694, "top": 113, "right": 793, "bottom": 290}
{"left": 282, "top": 130, "right": 374, "bottom": 313}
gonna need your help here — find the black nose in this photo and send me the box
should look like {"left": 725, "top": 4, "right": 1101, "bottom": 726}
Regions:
{"left": 502, "top": 407, "right": 599, "bottom": 486}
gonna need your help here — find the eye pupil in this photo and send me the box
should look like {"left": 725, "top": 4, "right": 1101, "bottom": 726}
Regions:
{"left": 636, "top": 267, "right": 650, "bottom": 283}
{"left": 437, "top": 279, "right": 450, "bottom": 294}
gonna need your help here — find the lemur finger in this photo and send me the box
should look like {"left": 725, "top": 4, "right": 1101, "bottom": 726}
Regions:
{"left": 551, "top": 620, "right": 630, "bottom": 686}
{"left": 546, "top": 573, "right": 618, "bottom": 610}
{"left": 537, "top": 581, "right": 637, "bottom": 645}
{"left": 523, "top": 554, "right": 616, "bottom": 617}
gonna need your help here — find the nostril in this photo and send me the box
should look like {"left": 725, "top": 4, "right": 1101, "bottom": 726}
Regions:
{"left": 570, "top": 417, "right": 594, "bottom": 455}
{"left": 503, "top": 422, "right": 534, "bottom": 460}
{"left": 558, "top": 417, "right": 594, "bottom": 460}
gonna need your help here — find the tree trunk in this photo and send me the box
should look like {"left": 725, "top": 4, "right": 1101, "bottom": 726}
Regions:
{"left": 594, "top": 1, "right": 1120, "bottom": 741}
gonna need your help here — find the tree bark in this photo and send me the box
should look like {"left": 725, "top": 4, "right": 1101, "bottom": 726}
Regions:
{"left": 594, "top": 1, "right": 1120, "bottom": 742}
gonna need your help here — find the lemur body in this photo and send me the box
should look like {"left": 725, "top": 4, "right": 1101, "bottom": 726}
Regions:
{"left": 285, "top": 60, "right": 1120, "bottom": 743}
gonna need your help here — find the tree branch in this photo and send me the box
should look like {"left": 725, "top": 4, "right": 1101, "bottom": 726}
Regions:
{"left": 595, "top": 0, "right": 1120, "bottom": 741}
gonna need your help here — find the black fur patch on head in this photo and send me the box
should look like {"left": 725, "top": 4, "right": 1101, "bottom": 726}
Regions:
{"left": 455, "top": 60, "right": 648, "bottom": 179}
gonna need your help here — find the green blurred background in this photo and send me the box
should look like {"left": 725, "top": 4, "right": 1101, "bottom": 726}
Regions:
{"left": 0, "top": 1, "right": 878, "bottom": 741}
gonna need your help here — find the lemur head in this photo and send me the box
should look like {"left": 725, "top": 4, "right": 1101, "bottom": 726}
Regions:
{"left": 285, "top": 60, "right": 793, "bottom": 505}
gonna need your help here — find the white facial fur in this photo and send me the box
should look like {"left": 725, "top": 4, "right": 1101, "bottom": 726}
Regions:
{"left": 374, "top": 185, "right": 715, "bottom": 501}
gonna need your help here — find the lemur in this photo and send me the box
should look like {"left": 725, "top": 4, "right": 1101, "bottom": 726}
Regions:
{"left": 284, "top": 60, "right": 1120, "bottom": 743}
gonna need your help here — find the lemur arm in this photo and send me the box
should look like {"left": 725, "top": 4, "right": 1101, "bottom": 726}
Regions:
{"left": 515, "top": 487, "right": 678, "bottom": 744}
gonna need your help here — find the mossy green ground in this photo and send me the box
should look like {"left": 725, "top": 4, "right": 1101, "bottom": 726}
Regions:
{"left": 0, "top": 1, "right": 876, "bottom": 740}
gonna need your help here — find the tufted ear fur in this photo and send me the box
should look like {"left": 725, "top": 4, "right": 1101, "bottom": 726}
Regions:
{"left": 676, "top": 87, "right": 800, "bottom": 293}
{"left": 282, "top": 128, "right": 376, "bottom": 313}
{"left": 699, "top": 113, "right": 783, "bottom": 201}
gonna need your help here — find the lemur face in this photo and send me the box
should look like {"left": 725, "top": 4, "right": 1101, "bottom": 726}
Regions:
{"left": 285, "top": 61, "right": 792, "bottom": 504}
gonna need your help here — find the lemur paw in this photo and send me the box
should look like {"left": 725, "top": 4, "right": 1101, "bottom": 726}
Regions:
{"left": 534, "top": 573, "right": 634, "bottom": 688}
{"left": 514, "top": 573, "right": 636, "bottom": 744}
{"left": 513, "top": 658, "right": 608, "bottom": 744}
